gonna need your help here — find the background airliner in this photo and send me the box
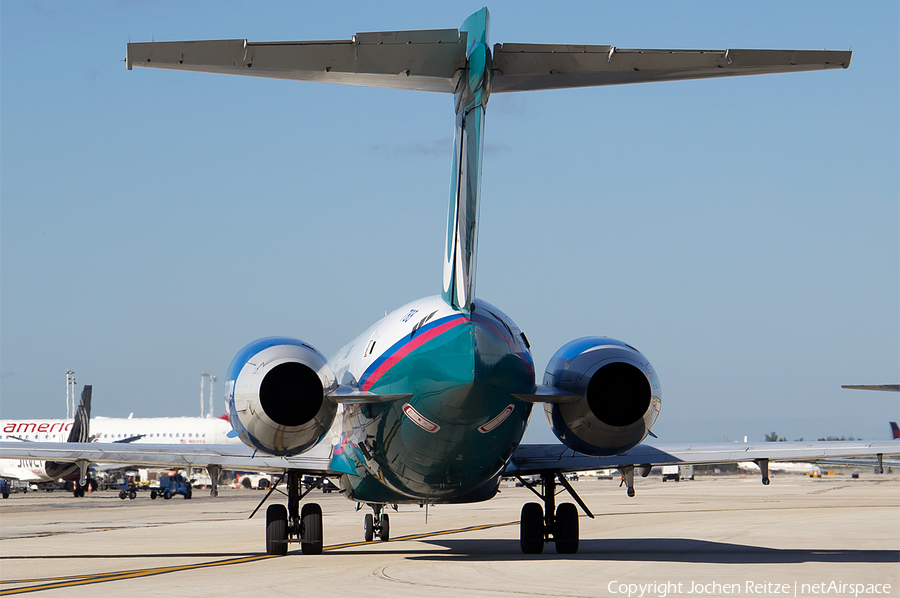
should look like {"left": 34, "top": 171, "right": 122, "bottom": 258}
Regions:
{"left": 1, "top": 9, "right": 896, "bottom": 556}
{"left": 0, "top": 386, "right": 240, "bottom": 495}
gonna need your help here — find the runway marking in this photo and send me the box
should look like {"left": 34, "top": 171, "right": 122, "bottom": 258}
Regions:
{"left": 0, "top": 521, "right": 519, "bottom": 595}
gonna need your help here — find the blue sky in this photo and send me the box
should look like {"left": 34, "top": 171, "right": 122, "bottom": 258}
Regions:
{"left": 2, "top": 1, "right": 897, "bottom": 444}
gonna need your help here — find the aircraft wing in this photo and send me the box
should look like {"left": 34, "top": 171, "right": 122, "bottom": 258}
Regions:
{"left": 0, "top": 441, "right": 337, "bottom": 476}
{"left": 506, "top": 440, "right": 900, "bottom": 475}
{"left": 491, "top": 45, "right": 851, "bottom": 92}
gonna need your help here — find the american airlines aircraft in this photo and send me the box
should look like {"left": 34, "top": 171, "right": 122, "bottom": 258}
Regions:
{"left": 2, "top": 9, "right": 897, "bottom": 556}
{"left": 0, "top": 386, "right": 240, "bottom": 495}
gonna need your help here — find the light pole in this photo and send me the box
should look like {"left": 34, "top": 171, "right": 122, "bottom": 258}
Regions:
{"left": 66, "top": 370, "right": 75, "bottom": 419}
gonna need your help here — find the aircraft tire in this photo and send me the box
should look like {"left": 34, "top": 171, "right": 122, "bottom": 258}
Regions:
{"left": 380, "top": 514, "right": 390, "bottom": 542}
{"left": 554, "top": 503, "right": 579, "bottom": 554}
{"left": 301, "top": 503, "right": 323, "bottom": 555}
{"left": 266, "top": 504, "right": 288, "bottom": 556}
{"left": 520, "top": 502, "right": 544, "bottom": 554}
{"left": 364, "top": 513, "right": 374, "bottom": 542}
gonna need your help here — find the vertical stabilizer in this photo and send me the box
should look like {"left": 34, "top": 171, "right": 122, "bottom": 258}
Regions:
{"left": 45, "top": 385, "right": 92, "bottom": 482}
{"left": 441, "top": 8, "right": 491, "bottom": 313}
{"left": 66, "top": 385, "right": 92, "bottom": 443}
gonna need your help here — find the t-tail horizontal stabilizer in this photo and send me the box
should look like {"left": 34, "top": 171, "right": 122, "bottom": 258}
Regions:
{"left": 127, "top": 11, "right": 850, "bottom": 316}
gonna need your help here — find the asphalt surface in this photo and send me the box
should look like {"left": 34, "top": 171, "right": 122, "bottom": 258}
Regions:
{"left": 1, "top": 471, "right": 897, "bottom": 597}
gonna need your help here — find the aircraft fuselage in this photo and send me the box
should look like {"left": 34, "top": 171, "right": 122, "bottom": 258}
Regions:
{"left": 329, "top": 295, "right": 535, "bottom": 504}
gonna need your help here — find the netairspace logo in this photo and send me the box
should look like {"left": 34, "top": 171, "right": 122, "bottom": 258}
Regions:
{"left": 605, "top": 581, "right": 893, "bottom": 598}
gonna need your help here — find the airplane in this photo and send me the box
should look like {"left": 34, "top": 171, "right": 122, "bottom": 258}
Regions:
{"left": 1, "top": 387, "right": 242, "bottom": 496}
{"left": 2, "top": 9, "right": 898, "bottom": 556}
{"left": 0, "top": 386, "right": 93, "bottom": 497}
{"left": 2, "top": 414, "right": 238, "bottom": 445}
{"left": 841, "top": 385, "right": 900, "bottom": 392}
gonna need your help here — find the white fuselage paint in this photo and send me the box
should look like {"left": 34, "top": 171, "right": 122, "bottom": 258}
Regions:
{"left": 0, "top": 416, "right": 241, "bottom": 483}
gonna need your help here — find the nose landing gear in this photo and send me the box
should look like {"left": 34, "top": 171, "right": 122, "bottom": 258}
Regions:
{"left": 363, "top": 504, "right": 390, "bottom": 542}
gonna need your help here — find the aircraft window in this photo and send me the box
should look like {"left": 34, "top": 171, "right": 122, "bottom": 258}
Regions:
{"left": 365, "top": 340, "right": 376, "bottom": 356}
{"left": 189, "top": 433, "right": 193, "bottom": 437}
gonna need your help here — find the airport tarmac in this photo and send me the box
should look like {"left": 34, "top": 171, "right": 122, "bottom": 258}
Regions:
{"left": 1, "top": 471, "right": 897, "bottom": 597}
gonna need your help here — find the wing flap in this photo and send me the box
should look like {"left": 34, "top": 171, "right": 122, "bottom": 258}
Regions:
{"left": 126, "top": 29, "right": 467, "bottom": 93}
{"left": 491, "top": 44, "right": 851, "bottom": 93}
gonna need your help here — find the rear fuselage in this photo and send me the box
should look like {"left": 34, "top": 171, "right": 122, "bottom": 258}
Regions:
{"left": 329, "top": 295, "right": 534, "bottom": 504}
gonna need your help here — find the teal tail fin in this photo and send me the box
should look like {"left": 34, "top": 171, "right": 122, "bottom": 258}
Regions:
{"left": 441, "top": 8, "right": 491, "bottom": 313}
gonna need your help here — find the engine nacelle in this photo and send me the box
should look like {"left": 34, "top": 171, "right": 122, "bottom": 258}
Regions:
{"left": 543, "top": 337, "right": 661, "bottom": 456}
{"left": 225, "top": 337, "right": 338, "bottom": 456}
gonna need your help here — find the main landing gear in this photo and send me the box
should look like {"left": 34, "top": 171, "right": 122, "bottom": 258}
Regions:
{"left": 257, "top": 470, "right": 323, "bottom": 556}
{"left": 362, "top": 504, "right": 391, "bottom": 542}
{"left": 516, "top": 472, "right": 594, "bottom": 554}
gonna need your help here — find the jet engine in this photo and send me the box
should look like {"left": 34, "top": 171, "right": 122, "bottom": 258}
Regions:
{"left": 225, "top": 337, "right": 338, "bottom": 456}
{"left": 543, "top": 337, "right": 661, "bottom": 456}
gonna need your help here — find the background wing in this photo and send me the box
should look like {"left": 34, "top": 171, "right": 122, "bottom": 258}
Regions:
{"left": 507, "top": 440, "right": 899, "bottom": 475}
{"left": 0, "top": 441, "right": 336, "bottom": 476}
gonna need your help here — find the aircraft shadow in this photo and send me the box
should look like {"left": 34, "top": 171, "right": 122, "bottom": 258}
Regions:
{"left": 4, "top": 539, "right": 897, "bottom": 565}
{"left": 400, "top": 538, "right": 900, "bottom": 564}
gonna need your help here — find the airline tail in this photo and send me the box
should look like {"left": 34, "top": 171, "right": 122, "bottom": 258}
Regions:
{"left": 126, "top": 8, "right": 850, "bottom": 315}
{"left": 45, "top": 385, "right": 92, "bottom": 482}
{"left": 66, "top": 386, "right": 92, "bottom": 443}
{"left": 441, "top": 9, "right": 489, "bottom": 312}
{"left": 891, "top": 422, "right": 899, "bottom": 440}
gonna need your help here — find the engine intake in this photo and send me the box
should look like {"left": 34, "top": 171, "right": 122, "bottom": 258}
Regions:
{"left": 587, "top": 361, "right": 651, "bottom": 427}
{"left": 225, "top": 337, "right": 338, "bottom": 456}
{"left": 543, "top": 337, "right": 660, "bottom": 456}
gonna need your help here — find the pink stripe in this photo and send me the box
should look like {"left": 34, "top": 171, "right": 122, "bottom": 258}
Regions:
{"left": 361, "top": 318, "right": 468, "bottom": 391}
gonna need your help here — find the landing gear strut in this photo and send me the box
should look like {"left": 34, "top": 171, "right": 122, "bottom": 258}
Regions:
{"left": 618, "top": 465, "right": 636, "bottom": 497}
{"left": 516, "top": 472, "right": 593, "bottom": 554}
{"left": 363, "top": 504, "right": 390, "bottom": 542}
{"left": 207, "top": 465, "right": 221, "bottom": 497}
{"left": 755, "top": 458, "right": 770, "bottom": 485}
{"left": 261, "top": 470, "right": 323, "bottom": 556}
